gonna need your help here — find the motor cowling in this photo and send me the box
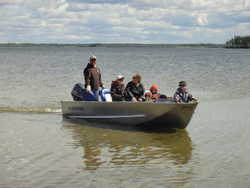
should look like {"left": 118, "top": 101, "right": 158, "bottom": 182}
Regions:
{"left": 71, "top": 83, "right": 97, "bottom": 101}
{"left": 99, "top": 88, "right": 112, "bottom": 102}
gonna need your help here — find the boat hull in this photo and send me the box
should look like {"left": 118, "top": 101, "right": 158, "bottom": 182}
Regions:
{"left": 61, "top": 101, "right": 198, "bottom": 129}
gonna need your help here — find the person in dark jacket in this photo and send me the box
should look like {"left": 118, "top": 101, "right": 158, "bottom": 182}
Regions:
{"left": 110, "top": 75, "right": 125, "bottom": 101}
{"left": 83, "top": 56, "right": 103, "bottom": 100}
{"left": 124, "top": 74, "right": 145, "bottom": 102}
{"left": 173, "top": 81, "right": 194, "bottom": 103}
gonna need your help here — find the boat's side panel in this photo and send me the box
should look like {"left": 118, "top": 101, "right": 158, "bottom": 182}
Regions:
{"left": 141, "top": 102, "right": 198, "bottom": 128}
{"left": 62, "top": 101, "right": 175, "bottom": 115}
{"left": 62, "top": 101, "right": 177, "bottom": 126}
{"left": 61, "top": 101, "right": 198, "bottom": 128}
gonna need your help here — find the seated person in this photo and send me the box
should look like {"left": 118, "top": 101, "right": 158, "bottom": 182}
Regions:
{"left": 173, "top": 81, "right": 194, "bottom": 103}
{"left": 124, "top": 74, "right": 145, "bottom": 102}
{"left": 110, "top": 75, "right": 125, "bottom": 101}
{"left": 149, "top": 84, "right": 161, "bottom": 101}
{"left": 145, "top": 86, "right": 168, "bottom": 102}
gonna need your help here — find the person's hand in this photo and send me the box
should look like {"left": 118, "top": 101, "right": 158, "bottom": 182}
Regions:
{"left": 132, "top": 97, "right": 137, "bottom": 102}
{"left": 86, "top": 85, "right": 91, "bottom": 92}
{"left": 138, "top": 98, "right": 143, "bottom": 102}
{"left": 174, "top": 100, "right": 180, "bottom": 103}
{"left": 192, "top": 98, "right": 198, "bottom": 102}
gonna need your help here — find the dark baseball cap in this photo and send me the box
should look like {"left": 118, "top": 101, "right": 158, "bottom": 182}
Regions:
{"left": 179, "top": 81, "right": 187, "bottom": 87}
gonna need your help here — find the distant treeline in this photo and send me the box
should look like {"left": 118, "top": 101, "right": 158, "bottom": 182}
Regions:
{"left": 0, "top": 43, "right": 224, "bottom": 48}
{"left": 226, "top": 36, "right": 250, "bottom": 48}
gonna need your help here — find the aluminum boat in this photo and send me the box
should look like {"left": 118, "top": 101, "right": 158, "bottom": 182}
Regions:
{"left": 61, "top": 100, "right": 198, "bottom": 129}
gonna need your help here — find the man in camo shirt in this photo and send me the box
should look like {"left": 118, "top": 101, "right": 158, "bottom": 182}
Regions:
{"left": 173, "top": 81, "right": 194, "bottom": 103}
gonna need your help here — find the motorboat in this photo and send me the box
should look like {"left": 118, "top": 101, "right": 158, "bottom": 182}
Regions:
{"left": 61, "top": 99, "right": 198, "bottom": 129}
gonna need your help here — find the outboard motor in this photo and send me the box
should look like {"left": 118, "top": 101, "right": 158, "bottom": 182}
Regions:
{"left": 71, "top": 83, "right": 85, "bottom": 101}
{"left": 71, "top": 83, "right": 97, "bottom": 101}
{"left": 99, "top": 88, "right": 112, "bottom": 102}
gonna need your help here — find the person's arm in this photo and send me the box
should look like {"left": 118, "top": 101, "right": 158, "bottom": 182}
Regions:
{"left": 111, "top": 84, "right": 122, "bottom": 98}
{"left": 121, "top": 84, "right": 125, "bottom": 97}
{"left": 125, "top": 83, "right": 136, "bottom": 101}
{"left": 141, "top": 84, "right": 145, "bottom": 97}
{"left": 188, "top": 93, "right": 193, "bottom": 101}
{"left": 138, "top": 84, "right": 145, "bottom": 101}
{"left": 84, "top": 69, "right": 92, "bottom": 92}
{"left": 173, "top": 92, "right": 180, "bottom": 103}
{"left": 98, "top": 68, "right": 104, "bottom": 88}
{"left": 112, "top": 92, "right": 122, "bottom": 98}
{"left": 84, "top": 69, "right": 91, "bottom": 87}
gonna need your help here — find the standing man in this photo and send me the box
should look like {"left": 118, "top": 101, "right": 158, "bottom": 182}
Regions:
{"left": 83, "top": 55, "right": 103, "bottom": 101}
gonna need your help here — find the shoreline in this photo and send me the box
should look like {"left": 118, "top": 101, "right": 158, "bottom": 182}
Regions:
{"left": 0, "top": 43, "right": 224, "bottom": 48}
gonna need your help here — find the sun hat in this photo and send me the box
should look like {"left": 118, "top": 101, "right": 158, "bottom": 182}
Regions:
{"left": 116, "top": 75, "right": 124, "bottom": 80}
{"left": 89, "top": 55, "right": 97, "bottom": 60}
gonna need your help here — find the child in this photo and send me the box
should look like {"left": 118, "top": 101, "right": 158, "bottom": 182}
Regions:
{"left": 149, "top": 84, "right": 161, "bottom": 101}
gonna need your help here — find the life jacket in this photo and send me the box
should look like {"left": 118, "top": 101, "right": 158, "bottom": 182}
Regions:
{"left": 152, "top": 93, "right": 160, "bottom": 100}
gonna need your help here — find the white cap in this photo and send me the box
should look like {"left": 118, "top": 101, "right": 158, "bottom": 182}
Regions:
{"left": 116, "top": 75, "right": 124, "bottom": 80}
{"left": 90, "top": 55, "right": 97, "bottom": 60}
{"left": 144, "top": 90, "right": 152, "bottom": 96}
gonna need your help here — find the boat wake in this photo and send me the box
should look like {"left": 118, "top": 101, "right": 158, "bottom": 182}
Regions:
{"left": 0, "top": 107, "right": 62, "bottom": 114}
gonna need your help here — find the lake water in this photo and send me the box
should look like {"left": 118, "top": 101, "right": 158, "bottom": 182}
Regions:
{"left": 0, "top": 46, "right": 250, "bottom": 188}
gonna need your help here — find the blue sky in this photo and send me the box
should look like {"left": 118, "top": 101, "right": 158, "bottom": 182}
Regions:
{"left": 0, "top": 0, "right": 250, "bottom": 43}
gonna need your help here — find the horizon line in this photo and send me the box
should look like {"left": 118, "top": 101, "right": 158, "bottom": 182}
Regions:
{"left": 0, "top": 42, "right": 224, "bottom": 45}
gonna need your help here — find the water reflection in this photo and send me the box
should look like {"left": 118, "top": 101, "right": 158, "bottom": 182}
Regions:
{"left": 63, "top": 123, "right": 193, "bottom": 170}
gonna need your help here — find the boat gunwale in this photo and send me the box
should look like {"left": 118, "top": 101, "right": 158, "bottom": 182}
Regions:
{"left": 61, "top": 100, "right": 199, "bottom": 106}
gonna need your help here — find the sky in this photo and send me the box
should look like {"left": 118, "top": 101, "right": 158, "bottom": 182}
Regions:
{"left": 0, "top": 0, "right": 250, "bottom": 43}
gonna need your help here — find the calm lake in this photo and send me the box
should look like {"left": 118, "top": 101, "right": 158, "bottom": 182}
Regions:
{"left": 0, "top": 46, "right": 250, "bottom": 188}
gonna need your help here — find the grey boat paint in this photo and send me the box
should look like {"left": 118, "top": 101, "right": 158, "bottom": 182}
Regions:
{"left": 61, "top": 100, "right": 198, "bottom": 129}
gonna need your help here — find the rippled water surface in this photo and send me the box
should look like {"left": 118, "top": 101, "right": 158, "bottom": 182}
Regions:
{"left": 0, "top": 46, "right": 250, "bottom": 187}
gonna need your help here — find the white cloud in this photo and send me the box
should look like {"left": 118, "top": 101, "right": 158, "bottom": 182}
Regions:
{"left": 0, "top": 0, "right": 26, "bottom": 4}
{"left": 0, "top": 0, "right": 249, "bottom": 43}
{"left": 194, "top": 13, "right": 208, "bottom": 26}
